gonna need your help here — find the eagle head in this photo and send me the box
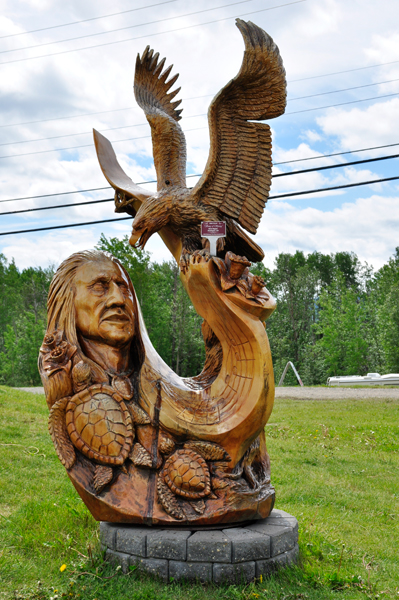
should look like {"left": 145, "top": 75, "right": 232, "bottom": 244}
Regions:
{"left": 129, "top": 196, "right": 171, "bottom": 249}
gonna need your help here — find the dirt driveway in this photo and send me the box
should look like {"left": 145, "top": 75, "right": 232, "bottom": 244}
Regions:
{"left": 16, "top": 386, "right": 399, "bottom": 400}
{"left": 275, "top": 386, "right": 399, "bottom": 400}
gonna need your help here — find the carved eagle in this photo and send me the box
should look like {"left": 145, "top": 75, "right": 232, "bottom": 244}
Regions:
{"left": 94, "top": 19, "right": 286, "bottom": 265}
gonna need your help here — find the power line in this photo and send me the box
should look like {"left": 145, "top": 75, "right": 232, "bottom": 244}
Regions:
{"left": 0, "top": 197, "right": 114, "bottom": 216}
{"left": 1, "top": 174, "right": 398, "bottom": 237}
{"left": 0, "top": 186, "right": 111, "bottom": 204}
{"left": 0, "top": 1, "right": 306, "bottom": 66}
{"left": 3, "top": 77, "right": 399, "bottom": 149}
{"left": 269, "top": 175, "right": 399, "bottom": 200}
{"left": 1, "top": 68, "right": 398, "bottom": 130}
{"left": 289, "top": 78, "right": 399, "bottom": 102}
{"left": 0, "top": 0, "right": 254, "bottom": 55}
{"left": 0, "top": 122, "right": 147, "bottom": 147}
{"left": 2, "top": 88, "right": 399, "bottom": 161}
{"left": 0, "top": 107, "right": 134, "bottom": 129}
{"left": 290, "top": 59, "right": 399, "bottom": 83}
{"left": 286, "top": 92, "right": 399, "bottom": 115}
{"left": 3, "top": 151, "right": 399, "bottom": 216}
{"left": 1, "top": 172, "right": 399, "bottom": 223}
{"left": 0, "top": 127, "right": 207, "bottom": 160}
{"left": 273, "top": 142, "right": 399, "bottom": 165}
{"left": 0, "top": 217, "right": 132, "bottom": 237}
{"left": 2, "top": 141, "right": 399, "bottom": 204}
{"left": 0, "top": 1, "right": 181, "bottom": 39}
{"left": 273, "top": 152, "right": 399, "bottom": 178}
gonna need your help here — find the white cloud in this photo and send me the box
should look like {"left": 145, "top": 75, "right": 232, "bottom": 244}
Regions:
{"left": 316, "top": 98, "right": 399, "bottom": 153}
{"left": 301, "top": 130, "right": 323, "bottom": 143}
{"left": 258, "top": 194, "right": 399, "bottom": 270}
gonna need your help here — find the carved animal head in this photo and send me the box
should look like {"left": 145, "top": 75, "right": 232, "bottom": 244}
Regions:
{"left": 129, "top": 196, "right": 171, "bottom": 249}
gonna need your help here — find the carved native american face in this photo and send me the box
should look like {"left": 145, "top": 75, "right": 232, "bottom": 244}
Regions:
{"left": 73, "top": 260, "right": 135, "bottom": 347}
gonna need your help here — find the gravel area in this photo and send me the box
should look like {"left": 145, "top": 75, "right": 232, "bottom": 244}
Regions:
{"left": 275, "top": 386, "right": 399, "bottom": 400}
{"left": 16, "top": 387, "right": 45, "bottom": 395}
{"left": 13, "top": 386, "right": 399, "bottom": 400}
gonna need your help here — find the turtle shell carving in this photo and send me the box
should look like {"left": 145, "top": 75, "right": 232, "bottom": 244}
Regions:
{"left": 163, "top": 449, "right": 211, "bottom": 499}
{"left": 65, "top": 384, "right": 134, "bottom": 466}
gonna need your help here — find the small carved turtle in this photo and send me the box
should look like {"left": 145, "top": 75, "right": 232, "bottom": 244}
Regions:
{"left": 163, "top": 448, "right": 211, "bottom": 499}
{"left": 65, "top": 384, "right": 134, "bottom": 465}
{"left": 49, "top": 382, "right": 141, "bottom": 494}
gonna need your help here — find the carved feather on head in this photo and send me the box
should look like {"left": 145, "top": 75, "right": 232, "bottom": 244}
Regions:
{"left": 93, "top": 19, "right": 286, "bottom": 264}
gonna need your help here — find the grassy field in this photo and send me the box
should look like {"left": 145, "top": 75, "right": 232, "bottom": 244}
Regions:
{"left": 0, "top": 387, "right": 398, "bottom": 600}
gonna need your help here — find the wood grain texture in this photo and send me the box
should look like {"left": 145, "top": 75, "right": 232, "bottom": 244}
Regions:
{"left": 134, "top": 46, "right": 186, "bottom": 191}
{"left": 41, "top": 19, "right": 286, "bottom": 525}
{"left": 93, "top": 19, "right": 286, "bottom": 264}
{"left": 40, "top": 251, "right": 276, "bottom": 524}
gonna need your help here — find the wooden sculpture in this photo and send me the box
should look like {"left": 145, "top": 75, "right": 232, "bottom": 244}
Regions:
{"left": 93, "top": 19, "right": 286, "bottom": 267}
{"left": 39, "top": 19, "right": 286, "bottom": 525}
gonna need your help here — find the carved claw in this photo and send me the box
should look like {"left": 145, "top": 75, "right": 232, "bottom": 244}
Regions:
{"left": 179, "top": 252, "right": 191, "bottom": 274}
{"left": 191, "top": 249, "right": 210, "bottom": 264}
{"left": 180, "top": 249, "right": 210, "bottom": 272}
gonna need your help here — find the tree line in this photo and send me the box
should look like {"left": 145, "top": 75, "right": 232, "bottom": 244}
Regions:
{"left": 1, "top": 234, "right": 398, "bottom": 387}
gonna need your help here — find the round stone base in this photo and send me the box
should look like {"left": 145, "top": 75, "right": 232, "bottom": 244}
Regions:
{"left": 100, "top": 508, "right": 299, "bottom": 584}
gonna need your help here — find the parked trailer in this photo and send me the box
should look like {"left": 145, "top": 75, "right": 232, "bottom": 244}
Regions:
{"left": 327, "top": 373, "right": 399, "bottom": 386}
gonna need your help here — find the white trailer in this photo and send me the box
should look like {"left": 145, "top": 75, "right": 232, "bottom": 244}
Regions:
{"left": 327, "top": 373, "right": 399, "bottom": 386}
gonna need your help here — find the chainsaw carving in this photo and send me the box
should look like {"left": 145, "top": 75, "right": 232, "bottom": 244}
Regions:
{"left": 40, "top": 18, "right": 286, "bottom": 525}
{"left": 93, "top": 18, "right": 286, "bottom": 268}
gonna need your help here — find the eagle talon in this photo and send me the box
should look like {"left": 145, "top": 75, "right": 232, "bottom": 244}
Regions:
{"left": 179, "top": 253, "right": 191, "bottom": 273}
{"left": 191, "top": 249, "right": 210, "bottom": 264}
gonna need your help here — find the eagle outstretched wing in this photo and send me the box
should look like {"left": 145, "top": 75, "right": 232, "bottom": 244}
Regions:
{"left": 93, "top": 129, "right": 153, "bottom": 216}
{"left": 134, "top": 47, "right": 187, "bottom": 191}
{"left": 192, "top": 19, "right": 287, "bottom": 234}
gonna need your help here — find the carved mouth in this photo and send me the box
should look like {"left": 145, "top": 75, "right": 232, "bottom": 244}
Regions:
{"left": 101, "top": 310, "right": 130, "bottom": 323}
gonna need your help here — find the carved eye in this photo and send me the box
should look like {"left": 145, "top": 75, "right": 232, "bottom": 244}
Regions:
{"left": 165, "top": 180, "right": 170, "bottom": 185}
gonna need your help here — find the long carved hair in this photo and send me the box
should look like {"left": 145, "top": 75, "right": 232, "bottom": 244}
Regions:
{"left": 40, "top": 250, "right": 145, "bottom": 406}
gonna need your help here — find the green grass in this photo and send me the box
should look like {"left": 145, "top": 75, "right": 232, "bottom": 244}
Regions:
{"left": 1, "top": 386, "right": 398, "bottom": 600}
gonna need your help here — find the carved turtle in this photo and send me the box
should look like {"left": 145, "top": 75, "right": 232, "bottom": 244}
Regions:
{"left": 163, "top": 448, "right": 211, "bottom": 499}
{"left": 65, "top": 384, "right": 134, "bottom": 465}
{"left": 49, "top": 382, "right": 141, "bottom": 494}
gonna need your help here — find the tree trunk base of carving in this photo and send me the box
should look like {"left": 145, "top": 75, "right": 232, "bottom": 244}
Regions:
{"left": 68, "top": 458, "right": 275, "bottom": 525}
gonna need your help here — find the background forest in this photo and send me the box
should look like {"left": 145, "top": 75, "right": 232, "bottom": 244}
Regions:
{"left": 1, "top": 235, "right": 399, "bottom": 387}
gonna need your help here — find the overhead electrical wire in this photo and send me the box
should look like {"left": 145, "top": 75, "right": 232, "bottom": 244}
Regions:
{"left": 287, "top": 92, "right": 399, "bottom": 115}
{"left": 1, "top": 174, "right": 399, "bottom": 237}
{"left": 2, "top": 141, "right": 399, "bottom": 205}
{"left": 269, "top": 175, "right": 399, "bottom": 200}
{"left": 1, "top": 87, "right": 399, "bottom": 161}
{"left": 290, "top": 59, "right": 399, "bottom": 83}
{"left": 0, "top": 1, "right": 307, "bottom": 66}
{"left": 1, "top": 70, "right": 398, "bottom": 130}
{"left": 2, "top": 151, "right": 399, "bottom": 216}
{"left": 3, "top": 77, "right": 399, "bottom": 149}
{"left": 0, "top": 217, "right": 132, "bottom": 236}
{"left": 0, "top": 0, "right": 181, "bottom": 39}
{"left": 0, "top": 0, "right": 255, "bottom": 55}
{"left": 273, "top": 152, "right": 399, "bottom": 177}
{"left": 0, "top": 196, "right": 114, "bottom": 216}
{"left": 273, "top": 142, "right": 399, "bottom": 165}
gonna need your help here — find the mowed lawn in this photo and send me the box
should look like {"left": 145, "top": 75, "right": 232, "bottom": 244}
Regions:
{"left": 0, "top": 387, "right": 398, "bottom": 600}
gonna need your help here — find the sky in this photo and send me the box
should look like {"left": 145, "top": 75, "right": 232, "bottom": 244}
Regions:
{"left": 0, "top": 0, "right": 399, "bottom": 273}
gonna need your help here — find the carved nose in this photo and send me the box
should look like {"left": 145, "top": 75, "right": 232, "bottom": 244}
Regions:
{"left": 106, "top": 281, "right": 124, "bottom": 305}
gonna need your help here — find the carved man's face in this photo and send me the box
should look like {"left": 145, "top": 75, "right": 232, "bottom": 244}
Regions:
{"left": 74, "top": 260, "right": 135, "bottom": 347}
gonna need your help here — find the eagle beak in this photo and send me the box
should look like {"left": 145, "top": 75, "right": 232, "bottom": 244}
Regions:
{"left": 130, "top": 228, "right": 150, "bottom": 249}
{"left": 129, "top": 229, "right": 140, "bottom": 248}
